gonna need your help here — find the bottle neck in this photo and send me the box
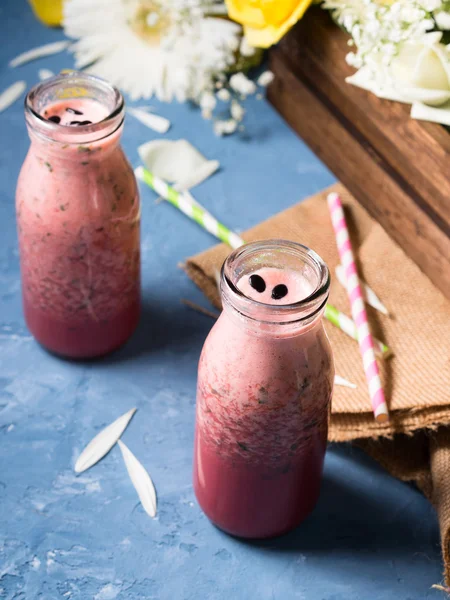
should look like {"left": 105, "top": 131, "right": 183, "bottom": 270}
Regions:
{"left": 24, "top": 72, "right": 125, "bottom": 161}
{"left": 27, "top": 125, "right": 123, "bottom": 164}
{"left": 221, "top": 294, "right": 327, "bottom": 338}
{"left": 220, "top": 240, "right": 330, "bottom": 338}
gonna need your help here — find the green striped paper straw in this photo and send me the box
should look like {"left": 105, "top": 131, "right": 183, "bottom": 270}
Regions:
{"left": 135, "top": 166, "right": 244, "bottom": 250}
{"left": 136, "top": 165, "right": 389, "bottom": 356}
{"left": 325, "top": 304, "right": 390, "bottom": 356}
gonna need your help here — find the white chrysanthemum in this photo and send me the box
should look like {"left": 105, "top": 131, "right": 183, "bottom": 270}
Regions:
{"left": 64, "top": 0, "right": 242, "bottom": 102}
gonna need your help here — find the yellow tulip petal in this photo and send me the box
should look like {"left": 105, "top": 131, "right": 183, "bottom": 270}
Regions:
{"left": 244, "top": 0, "right": 312, "bottom": 48}
{"left": 29, "top": 0, "right": 63, "bottom": 27}
{"left": 226, "top": 0, "right": 266, "bottom": 28}
{"left": 259, "top": 0, "right": 302, "bottom": 27}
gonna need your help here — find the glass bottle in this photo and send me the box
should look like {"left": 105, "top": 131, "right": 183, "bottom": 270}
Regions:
{"left": 193, "top": 240, "right": 334, "bottom": 538}
{"left": 16, "top": 72, "right": 141, "bottom": 358}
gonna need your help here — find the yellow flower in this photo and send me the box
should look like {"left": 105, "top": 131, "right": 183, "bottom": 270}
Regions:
{"left": 29, "top": 0, "right": 63, "bottom": 27}
{"left": 226, "top": 0, "right": 313, "bottom": 48}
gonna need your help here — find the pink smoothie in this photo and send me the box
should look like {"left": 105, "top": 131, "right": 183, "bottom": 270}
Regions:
{"left": 16, "top": 92, "right": 140, "bottom": 358}
{"left": 42, "top": 98, "right": 109, "bottom": 126}
{"left": 237, "top": 266, "right": 314, "bottom": 304}
{"left": 194, "top": 266, "right": 334, "bottom": 538}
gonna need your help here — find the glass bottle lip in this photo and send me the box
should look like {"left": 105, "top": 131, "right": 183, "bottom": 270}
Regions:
{"left": 24, "top": 71, "right": 124, "bottom": 145}
{"left": 221, "top": 239, "right": 330, "bottom": 326}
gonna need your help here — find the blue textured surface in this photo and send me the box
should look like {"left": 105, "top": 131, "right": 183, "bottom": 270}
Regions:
{"left": 0, "top": 2, "right": 444, "bottom": 598}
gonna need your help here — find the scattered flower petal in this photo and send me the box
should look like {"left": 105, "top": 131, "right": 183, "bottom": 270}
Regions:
{"left": 335, "top": 375, "right": 357, "bottom": 389}
{"left": 138, "top": 139, "right": 219, "bottom": 189}
{"left": 133, "top": 105, "right": 156, "bottom": 112}
{"left": 38, "top": 69, "right": 55, "bottom": 81}
{"left": 118, "top": 440, "right": 157, "bottom": 518}
{"left": 127, "top": 107, "right": 171, "bottom": 134}
{"left": 74, "top": 408, "right": 136, "bottom": 474}
{"left": 9, "top": 40, "right": 70, "bottom": 68}
{"left": 257, "top": 71, "right": 274, "bottom": 87}
{"left": 0, "top": 81, "right": 26, "bottom": 113}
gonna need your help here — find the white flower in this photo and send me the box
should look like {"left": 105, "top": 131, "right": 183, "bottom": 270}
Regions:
{"left": 389, "top": 34, "right": 450, "bottom": 105}
{"left": 257, "top": 71, "right": 274, "bottom": 87}
{"left": 216, "top": 88, "right": 231, "bottom": 101}
{"left": 240, "top": 37, "right": 256, "bottom": 57}
{"left": 345, "top": 52, "right": 361, "bottom": 68}
{"left": 200, "top": 91, "right": 216, "bottom": 111}
{"left": 63, "top": 0, "right": 242, "bottom": 102}
{"left": 229, "top": 72, "right": 257, "bottom": 95}
{"left": 348, "top": 33, "right": 450, "bottom": 106}
{"left": 325, "top": 0, "right": 440, "bottom": 74}
{"left": 213, "top": 119, "right": 238, "bottom": 136}
{"left": 421, "top": 0, "right": 442, "bottom": 10}
{"left": 435, "top": 10, "right": 450, "bottom": 29}
{"left": 230, "top": 100, "right": 245, "bottom": 121}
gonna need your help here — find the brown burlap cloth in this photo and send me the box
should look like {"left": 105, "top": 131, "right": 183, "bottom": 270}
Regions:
{"left": 184, "top": 183, "right": 450, "bottom": 583}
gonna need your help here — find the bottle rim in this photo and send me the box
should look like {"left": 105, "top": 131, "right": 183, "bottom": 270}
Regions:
{"left": 221, "top": 239, "right": 330, "bottom": 326}
{"left": 24, "top": 71, "right": 124, "bottom": 145}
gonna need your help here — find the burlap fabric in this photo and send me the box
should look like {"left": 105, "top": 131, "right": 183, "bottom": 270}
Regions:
{"left": 183, "top": 184, "right": 450, "bottom": 583}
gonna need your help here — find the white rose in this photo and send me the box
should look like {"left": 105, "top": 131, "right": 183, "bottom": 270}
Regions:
{"left": 389, "top": 32, "right": 450, "bottom": 106}
{"left": 347, "top": 32, "right": 450, "bottom": 107}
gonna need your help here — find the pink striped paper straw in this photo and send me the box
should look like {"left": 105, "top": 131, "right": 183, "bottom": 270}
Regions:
{"left": 327, "top": 193, "right": 389, "bottom": 423}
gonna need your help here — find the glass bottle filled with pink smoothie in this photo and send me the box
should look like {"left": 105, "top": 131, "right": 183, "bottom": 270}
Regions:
{"left": 194, "top": 240, "right": 334, "bottom": 538}
{"left": 16, "top": 72, "right": 140, "bottom": 358}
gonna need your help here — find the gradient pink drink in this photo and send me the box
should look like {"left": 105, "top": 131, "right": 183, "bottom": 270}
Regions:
{"left": 194, "top": 241, "right": 334, "bottom": 538}
{"left": 16, "top": 73, "right": 140, "bottom": 358}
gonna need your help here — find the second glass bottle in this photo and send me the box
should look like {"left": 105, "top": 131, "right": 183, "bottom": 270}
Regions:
{"left": 16, "top": 72, "right": 141, "bottom": 358}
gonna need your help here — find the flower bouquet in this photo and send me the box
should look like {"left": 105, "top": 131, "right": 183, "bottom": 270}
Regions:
{"left": 28, "top": 1, "right": 450, "bottom": 128}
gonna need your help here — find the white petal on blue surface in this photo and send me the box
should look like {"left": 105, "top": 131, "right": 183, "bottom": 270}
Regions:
{"left": 0, "top": 81, "right": 26, "bottom": 112}
{"left": 118, "top": 440, "right": 157, "bottom": 518}
{"left": 127, "top": 107, "right": 171, "bottom": 134}
{"left": 9, "top": 40, "right": 70, "bottom": 68}
{"left": 74, "top": 408, "right": 137, "bottom": 473}
{"left": 138, "top": 139, "right": 219, "bottom": 188}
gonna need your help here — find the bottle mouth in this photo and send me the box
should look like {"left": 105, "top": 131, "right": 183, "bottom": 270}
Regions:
{"left": 25, "top": 71, "right": 124, "bottom": 145}
{"left": 221, "top": 240, "right": 330, "bottom": 325}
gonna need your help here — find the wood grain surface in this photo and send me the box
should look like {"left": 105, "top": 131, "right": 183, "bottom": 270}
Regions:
{"left": 268, "top": 7, "right": 450, "bottom": 299}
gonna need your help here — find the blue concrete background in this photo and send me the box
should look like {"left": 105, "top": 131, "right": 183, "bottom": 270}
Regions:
{"left": 0, "top": 2, "right": 444, "bottom": 598}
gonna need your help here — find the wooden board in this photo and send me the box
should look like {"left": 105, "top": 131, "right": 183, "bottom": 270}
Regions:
{"left": 268, "top": 7, "right": 450, "bottom": 300}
